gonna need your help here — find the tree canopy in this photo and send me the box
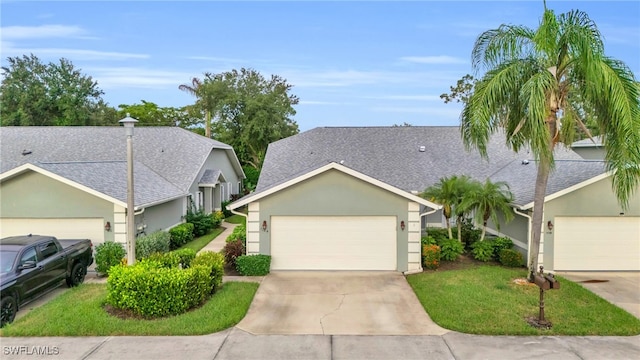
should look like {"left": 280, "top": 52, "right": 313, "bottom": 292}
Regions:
{"left": 459, "top": 4, "right": 640, "bottom": 276}
{"left": 0, "top": 54, "right": 115, "bottom": 126}
{"left": 117, "top": 101, "right": 199, "bottom": 128}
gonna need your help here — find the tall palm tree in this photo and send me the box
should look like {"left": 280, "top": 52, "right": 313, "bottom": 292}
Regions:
{"left": 179, "top": 75, "right": 212, "bottom": 138}
{"left": 452, "top": 175, "right": 476, "bottom": 242}
{"left": 461, "top": 179, "right": 514, "bottom": 242}
{"left": 460, "top": 3, "right": 640, "bottom": 278}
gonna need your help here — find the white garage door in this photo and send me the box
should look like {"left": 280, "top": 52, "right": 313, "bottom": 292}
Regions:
{"left": 270, "top": 216, "right": 397, "bottom": 271}
{"left": 0, "top": 218, "right": 105, "bottom": 245}
{"left": 554, "top": 217, "right": 640, "bottom": 271}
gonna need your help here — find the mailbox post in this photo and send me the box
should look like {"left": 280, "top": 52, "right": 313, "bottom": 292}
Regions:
{"left": 533, "top": 266, "right": 560, "bottom": 326}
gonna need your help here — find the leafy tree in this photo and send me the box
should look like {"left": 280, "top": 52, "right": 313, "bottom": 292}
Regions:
{"left": 459, "top": 4, "right": 640, "bottom": 278}
{"left": 179, "top": 76, "right": 216, "bottom": 138}
{"left": 460, "top": 179, "right": 514, "bottom": 241}
{"left": 440, "top": 74, "right": 477, "bottom": 104}
{"left": 117, "top": 101, "right": 197, "bottom": 127}
{"left": 1, "top": 54, "right": 110, "bottom": 126}
{"left": 196, "top": 68, "right": 299, "bottom": 168}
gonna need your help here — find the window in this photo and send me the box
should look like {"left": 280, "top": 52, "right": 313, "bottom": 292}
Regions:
{"left": 197, "top": 191, "right": 204, "bottom": 210}
{"left": 20, "top": 247, "right": 37, "bottom": 265}
{"left": 38, "top": 241, "right": 58, "bottom": 260}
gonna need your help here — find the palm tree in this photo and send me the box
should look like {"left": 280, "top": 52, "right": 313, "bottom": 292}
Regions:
{"left": 460, "top": 3, "right": 640, "bottom": 278}
{"left": 452, "top": 175, "right": 476, "bottom": 242}
{"left": 423, "top": 175, "right": 472, "bottom": 240}
{"left": 461, "top": 179, "right": 514, "bottom": 242}
{"left": 179, "top": 75, "right": 212, "bottom": 138}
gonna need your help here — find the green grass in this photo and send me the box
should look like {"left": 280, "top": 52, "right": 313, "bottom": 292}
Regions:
{"left": 178, "top": 227, "right": 225, "bottom": 252}
{"left": 225, "top": 215, "right": 246, "bottom": 225}
{"left": 0, "top": 282, "right": 258, "bottom": 336}
{"left": 407, "top": 265, "right": 640, "bottom": 335}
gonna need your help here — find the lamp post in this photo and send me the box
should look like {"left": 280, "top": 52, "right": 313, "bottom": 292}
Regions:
{"left": 119, "top": 113, "right": 138, "bottom": 265}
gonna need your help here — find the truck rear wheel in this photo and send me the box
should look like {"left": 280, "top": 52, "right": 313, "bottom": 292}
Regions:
{"left": 1, "top": 296, "right": 17, "bottom": 327}
{"left": 66, "top": 262, "right": 87, "bottom": 287}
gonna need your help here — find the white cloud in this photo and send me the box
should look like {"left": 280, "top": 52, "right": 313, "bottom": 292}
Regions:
{"left": 365, "top": 95, "right": 443, "bottom": 101}
{"left": 1, "top": 25, "right": 86, "bottom": 39}
{"left": 0, "top": 41, "right": 149, "bottom": 61}
{"left": 400, "top": 56, "right": 467, "bottom": 65}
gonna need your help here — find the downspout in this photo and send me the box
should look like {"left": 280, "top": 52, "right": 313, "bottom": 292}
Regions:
{"left": 513, "top": 206, "right": 532, "bottom": 269}
{"left": 420, "top": 207, "right": 438, "bottom": 232}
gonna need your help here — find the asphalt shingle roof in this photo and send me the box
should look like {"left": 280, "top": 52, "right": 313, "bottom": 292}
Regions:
{"left": 199, "top": 169, "right": 223, "bottom": 186}
{"left": 257, "top": 126, "right": 603, "bottom": 206}
{"left": 1, "top": 127, "right": 241, "bottom": 207}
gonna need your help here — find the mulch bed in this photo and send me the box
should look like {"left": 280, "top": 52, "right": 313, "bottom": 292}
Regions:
{"left": 432, "top": 254, "right": 497, "bottom": 271}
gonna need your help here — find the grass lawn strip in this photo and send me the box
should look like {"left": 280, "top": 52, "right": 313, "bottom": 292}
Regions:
{"left": 179, "top": 227, "right": 225, "bottom": 252}
{"left": 0, "top": 282, "right": 258, "bottom": 337}
{"left": 225, "top": 215, "right": 246, "bottom": 225}
{"left": 407, "top": 265, "right": 640, "bottom": 336}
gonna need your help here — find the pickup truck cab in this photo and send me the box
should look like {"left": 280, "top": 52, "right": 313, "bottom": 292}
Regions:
{"left": 0, "top": 234, "right": 94, "bottom": 326}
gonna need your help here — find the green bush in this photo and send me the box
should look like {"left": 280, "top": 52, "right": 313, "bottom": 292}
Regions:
{"left": 242, "top": 166, "right": 260, "bottom": 193}
{"left": 223, "top": 239, "right": 245, "bottom": 268}
{"left": 422, "top": 244, "right": 441, "bottom": 270}
{"left": 192, "top": 251, "right": 225, "bottom": 293}
{"left": 226, "top": 224, "right": 246, "bottom": 245}
{"left": 136, "top": 231, "right": 170, "bottom": 260}
{"left": 421, "top": 235, "right": 437, "bottom": 246}
{"left": 438, "top": 239, "right": 464, "bottom": 261}
{"left": 499, "top": 249, "right": 524, "bottom": 267}
{"left": 235, "top": 255, "right": 271, "bottom": 276}
{"left": 426, "top": 227, "right": 450, "bottom": 243}
{"left": 173, "top": 248, "right": 197, "bottom": 268}
{"left": 186, "top": 209, "right": 215, "bottom": 237}
{"left": 492, "top": 237, "right": 514, "bottom": 259}
{"left": 212, "top": 211, "right": 225, "bottom": 228}
{"left": 95, "top": 241, "right": 126, "bottom": 276}
{"left": 106, "top": 260, "right": 211, "bottom": 318}
{"left": 460, "top": 219, "right": 482, "bottom": 250}
{"left": 146, "top": 248, "right": 196, "bottom": 269}
{"left": 221, "top": 201, "right": 234, "bottom": 218}
{"left": 169, "top": 223, "right": 194, "bottom": 249}
{"left": 471, "top": 240, "right": 495, "bottom": 262}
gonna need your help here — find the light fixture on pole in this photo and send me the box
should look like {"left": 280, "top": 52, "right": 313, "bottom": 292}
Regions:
{"left": 119, "top": 113, "right": 138, "bottom": 265}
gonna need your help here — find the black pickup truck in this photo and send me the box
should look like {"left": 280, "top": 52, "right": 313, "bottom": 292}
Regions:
{"left": 0, "top": 234, "right": 94, "bottom": 326}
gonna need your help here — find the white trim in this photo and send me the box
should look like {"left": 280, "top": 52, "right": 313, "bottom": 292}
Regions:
{"left": 519, "top": 172, "right": 610, "bottom": 210}
{"left": 1, "top": 163, "right": 127, "bottom": 208}
{"left": 228, "top": 162, "right": 442, "bottom": 210}
{"left": 483, "top": 226, "right": 528, "bottom": 250}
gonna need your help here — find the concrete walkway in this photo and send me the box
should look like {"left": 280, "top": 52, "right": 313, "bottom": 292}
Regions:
{"left": 199, "top": 221, "right": 240, "bottom": 254}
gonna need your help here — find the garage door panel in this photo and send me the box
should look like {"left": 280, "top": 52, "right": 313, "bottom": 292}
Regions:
{"left": 0, "top": 218, "right": 105, "bottom": 245}
{"left": 554, "top": 217, "right": 640, "bottom": 271}
{"left": 271, "top": 216, "right": 397, "bottom": 271}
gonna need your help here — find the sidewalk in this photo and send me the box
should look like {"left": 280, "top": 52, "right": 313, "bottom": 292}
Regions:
{"left": 198, "top": 221, "right": 239, "bottom": 254}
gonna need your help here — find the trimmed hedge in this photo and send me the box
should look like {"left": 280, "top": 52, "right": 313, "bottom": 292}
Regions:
{"left": 499, "top": 249, "right": 524, "bottom": 267}
{"left": 235, "top": 255, "right": 271, "bottom": 276}
{"left": 169, "top": 223, "right": 194, "bottom": 249}
{"left": 186, "top": 209, "right": 215, "bottom": 237}
{"left": 471, "top": 240, "right": 494, "bottom": 262}
{"left": 492, "top": 237, "right": 514, "bottom": 259}
{"left": 192, "top": 251, "right": 225, "bottom": 294}
{"left": 438, "top": 239, "right": 464, "bottom": 261}
{"left": 422, "top": 244, "right": 441, "bottom": 270}
{"left": 95, "top": 241, "right": 126, "bottom": 276}
{"left": 136, "top": 231, "right": 171, "bottom": 260}
{"left": 106, "top": 260, "right": 211, "bottom": 318}
{"left": 226, "top": 224, "right": 246, "bottom": 245}
{"left": 146, "top": 248, "right": 196, "bottom": 269}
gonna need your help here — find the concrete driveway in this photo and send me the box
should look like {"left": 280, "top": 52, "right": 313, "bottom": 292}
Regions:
{"left": 555, "top": 272, "right": 640, "bottom": 319}
{"left": 236, "top": 271, "right": 449, "bottom": 336}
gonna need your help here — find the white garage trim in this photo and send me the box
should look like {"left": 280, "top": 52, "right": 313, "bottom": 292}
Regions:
{"left": 0, "top": 218, "right": 105, "bottom": 246}
{"left": 554, "top": 216, "right": 640, "bottom": 271}
{"left": 270, "top": 216, "right": 397, "bottom": 271}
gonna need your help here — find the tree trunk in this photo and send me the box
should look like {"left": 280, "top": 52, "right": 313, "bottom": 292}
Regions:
{"left": 480, "top": 221, "right": 487, "bottom": 242}
{"left": 446, "top": 218, "right": 453, "bottom": 239}
{"left": 457, "top": 216, "right": 463, "bottom": 242}
{"left": 205, "top": 110, "right": 211, "bottom": 139}
{"left": 528, "top": 160, "right": 551, "bottom": 281}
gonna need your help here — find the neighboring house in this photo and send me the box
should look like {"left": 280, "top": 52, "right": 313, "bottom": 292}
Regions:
{"left": 228, "top": 127, "right": 639, "bottom": 273}
{"left": 571, "top": 136, "right": 604, "bottom": 160}
{"left": 1, "top": 127, "right": 245, "bottom": 248}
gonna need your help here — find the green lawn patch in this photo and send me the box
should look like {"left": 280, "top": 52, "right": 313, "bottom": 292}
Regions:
{"left": 225, "top": 215, "right": 246, "bottom": 225}
{"left": 0, "top": 281, "right": 258, "bottom": 336}
{"left": 407, "top": 265, "right": 640, "bottom": 335}
{"left": 178, "top": 227, "right": 225, "bottom": 252}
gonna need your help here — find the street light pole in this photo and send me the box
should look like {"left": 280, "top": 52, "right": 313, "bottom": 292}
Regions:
{"left": 119, "top": 114, "right": 138, "bottom": 265}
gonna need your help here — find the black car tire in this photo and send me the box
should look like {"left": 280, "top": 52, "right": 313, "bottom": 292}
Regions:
{"left": 1, "top": 296, "right": 17, "bottom": 327}
{"left": 66, "top": 262, "right": 86, "bottom": 287}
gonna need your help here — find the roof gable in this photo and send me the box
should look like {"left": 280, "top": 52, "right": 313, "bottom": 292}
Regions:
{"left": 228, "top": 162, "right": 442, "bottom": 210}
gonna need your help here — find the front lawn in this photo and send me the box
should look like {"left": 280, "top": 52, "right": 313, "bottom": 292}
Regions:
{"left": 0, "top": 282, "right": 258, "bottom": 336}
{"left": 407, "top": 265, "right": 640, "bottom": 335}
{"left": 225, "top": 215, "right": 246, "bottom": 225}
{"left": 178, "top": 227, "right": 225, "bottom": 252}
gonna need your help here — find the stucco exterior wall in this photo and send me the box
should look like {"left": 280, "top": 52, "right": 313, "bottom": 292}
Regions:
{"left": 0, "top": 171, "right": 116, "bottom": 242}
{"left": 139, "top": 197, "right": 185, "bottom": 234}
{"left": 572, "top": 147, "right": 605, "bottom": 160}
{"left": 541, "top": 176, "right": 640, "bottom": 269}
{"left": 190, "top": 149, "right": 243, "bottom": 199}
{"left": 255, "top": 169, "right": 413, "bottom": 272}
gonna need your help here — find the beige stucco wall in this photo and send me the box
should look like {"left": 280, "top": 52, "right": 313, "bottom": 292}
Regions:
{"left": 252, "top": 169, "right": 415, "bottom": 272}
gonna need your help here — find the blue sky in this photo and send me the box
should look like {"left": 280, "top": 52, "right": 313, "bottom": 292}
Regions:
{"left": 2, "top": 1, "right": 639, "bottom": 132}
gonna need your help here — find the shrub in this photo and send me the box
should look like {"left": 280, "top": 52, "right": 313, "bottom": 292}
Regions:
{"left": 212, "top": 211, "right": 225, "bottom": 228}
{"left": 221, "top": 201, "right": 234, "bottom": 218}
{"left": 173, "top": 248, "right": 197, "bottom": 268}
{"left": 223, "top": 239, "right": 245, "bottom": 268}
{"left": 226, "top": 224, "right": 246, "bottom": 245}
{"left": 422, "top": 244, "right": 441, "bottom": 270}
{"left": 421, "top": 235, "right": 437, "bottom": 246}
{"left": 499, "top": 249, "right": 524, "bottom": 267}
{"left": 192, "top": 251, "right": 225, "bottom": 293}
{"left": 169, "top": 223, "right": 194, "bottom": 249}
{"left": 438, "top": 239, "right": 464, "bottom": 261}
{"left": 460, "top": 219, "right": 482, "bottom": 250}
{"left": 95, "top": 241, "right": 126, "bottom": 276}
{"left": 235, "top": 255, "right": 271, "bottom": 276}
{"left": 106, "top": 260, "right": 211, "bottom": 318}
{"left": 136, "top": 231, "right": 171, "bottom": 260}
{"left": 426, "top": 227, "right": 450, "bottom": 243}
{"left": 146, "top": 248, "right": 196, "bottom": 269}
{"left": 242, "top": 165, "right": 260, "bottom": 193}
{"left": 492, "top": 237, "right": 514, "bottom": 259}
{"left": 471, "top": 240, "right": 495, "bottom": 262}
{"left": 186, "top": 209, "right": 215, "bottom": 237}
